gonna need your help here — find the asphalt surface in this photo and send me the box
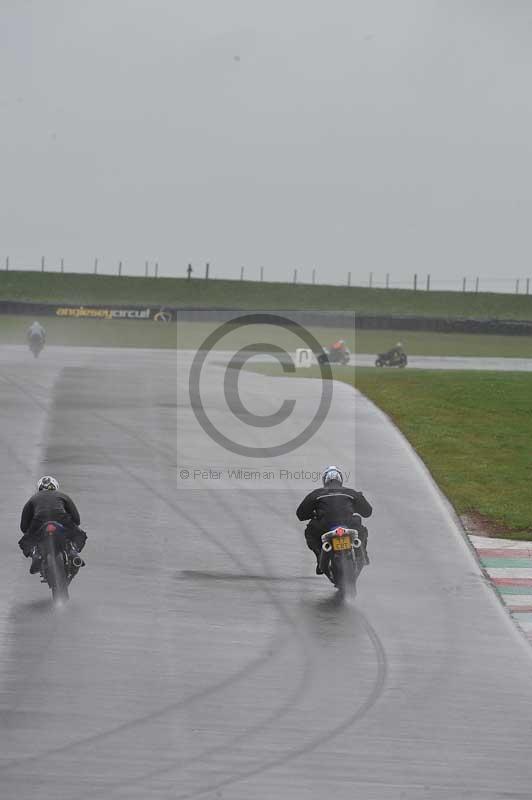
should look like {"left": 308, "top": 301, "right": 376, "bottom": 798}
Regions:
{"left": 355, "top": 354, "right": 532, "bottom": 370}
{"left": 2, "top": 345, "right": 532, "bottom": 800}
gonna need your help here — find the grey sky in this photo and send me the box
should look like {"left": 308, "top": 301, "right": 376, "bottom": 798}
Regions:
{"left": 2, "top": 1, "right": 532, "bottom": 290}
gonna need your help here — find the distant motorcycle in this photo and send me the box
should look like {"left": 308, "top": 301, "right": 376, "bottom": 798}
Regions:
{"left": 33, "top": 521, "right": 84, "bottom": 603}
{"left": 28, "top": 333, "right": 44, "bottom": 358}
{"left": 318, "top": 520, "right": 367, "bottom": 596}
{"left": 375, "top": 351, "right": 407, "bottom": 368}
{"left": 317, "top": 348, "right": 351, "bottom": 366}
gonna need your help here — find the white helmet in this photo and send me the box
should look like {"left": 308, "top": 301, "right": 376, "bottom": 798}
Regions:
{"left": 37, "top": 476, "right": 59, "bottom": 492}
{"left": 322, "top": 466, "right": 343, "bottom": 486}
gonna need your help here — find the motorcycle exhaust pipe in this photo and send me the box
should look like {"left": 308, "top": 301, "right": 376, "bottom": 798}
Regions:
{"left": 352, "top": 537, "right": 362, "bottom": 549}
{"left": 318, "top": 549, "right": 328, "bottom": 572}
{"left": 72, "top": 555, "right": 84, "bottom": 568}
{"left": 322, "top": 541, "right": 332, "bottom": 553}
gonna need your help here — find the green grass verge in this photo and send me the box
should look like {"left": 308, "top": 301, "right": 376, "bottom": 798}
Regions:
{"left": 4, "top": 269, "right": 532, "bottom": 320}
{"left": 4, "top": 315, "right": 532, "bottom": 357}
{"left": 249, "top": 364, "right": 532, "bottom": 538}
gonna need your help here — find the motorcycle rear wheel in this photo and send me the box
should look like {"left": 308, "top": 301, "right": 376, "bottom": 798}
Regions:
{"left": 331, "top": 554, "right": 358, "bottom": 597}
{"left": 47, "top": 551, "right": 69, "bottom": 603}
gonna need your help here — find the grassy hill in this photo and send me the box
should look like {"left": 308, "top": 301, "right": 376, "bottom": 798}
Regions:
{"left": 3, "top": 270, "right": 532, "bottom": 320}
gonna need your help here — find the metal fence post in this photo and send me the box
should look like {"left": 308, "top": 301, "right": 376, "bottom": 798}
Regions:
{"left": 260, "top": 266, "right": 264, "bottom": 281}
{"left": 145, "top": 260, "right": 149, "bottom": 278}
{"left": 41, "top": 256, "right": 45, "bottom": 272}
{"left": 312, "top": 268, "right": 316, "bottom": 285}
{"left": 118, "top": 261, "right": 122, "bottom": 276}
{"left": 60, "top": 258, "right": 64, "bottom": 273}
{"left": 527, "top": 278, "right": 530, "bottom": 295}
{"left": 347, "top": 272, "right": 351, "bottom": 287}
{"left": 5, "top": 256, "right": 8, "bottom": 271}
{"left": 293, "top": 268, "right": 297, "bottom": 284}
{"left": 426, "top": 274, "right": 431, "bottom": 291}
{"left": 240, "top": 266, "right": 244, "bottom": 280}
{"left": 369, "top": 272, "right": 373, "bottom": 288}
{"left": 475, "top": 277, "right": 479, "bottom": 293}
{"left": 462, "top": 277, "right": 466, "bottom": 292}
{"left": 516, "top": 279, "right": 520, "bottom": 294}
{"left": 205, "top": 262, "right": 210, "bottom": 280}
{"left": 385, "top": 273, "right": 389, "bottom": 289}
{"left": 94, "top": 258, "right": 98, "bottom": 274}
{"left": 413, "top": 273, "right": 417, "bottom": 291}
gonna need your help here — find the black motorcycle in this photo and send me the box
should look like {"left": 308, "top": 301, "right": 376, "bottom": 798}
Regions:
{"left": 317, "top": 348, "right": 351, "bottom": 366}
{"left": 33, "top": 521, "right": 84, "bottom": 602}
{"left": 318, "top": 521, "right": 367, "bottom": 596}
{"left": 28, "top": 333, "right": 44, "bottom": 358}
{"left": 375, "top": 351, "right": 407, "bottom": 368}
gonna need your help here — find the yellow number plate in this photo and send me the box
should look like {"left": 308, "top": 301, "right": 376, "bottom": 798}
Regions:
{"left": 332, "top": 537, "right": 352, "bottom": 551}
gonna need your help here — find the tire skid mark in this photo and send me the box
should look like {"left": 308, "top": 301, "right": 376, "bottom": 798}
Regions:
{"left": 0, "top": 493, "right": 289, "bottom": 777}
{"left": 2, "top": 360, "right": 387, "bottom": 800}
{"left": 0, "top": 368, "right": 72, "bottom": 718}
{"left": 90, "top": 456, "right": 388, "bottom": 800}
{"left": 83, "top": 409, "right": 386, "bottom": 800}
{"left": 0, "top": 627, "right": 288, "bottom": 773}
{"left": 0, "top": 371, "right": 52, "bottom": 412}
{"left": 75, "top": 456, "right": 314, "bottom": 800}
{"left": 68, "top": 405, "right": 314, "bottom": 799}
{"left": 90, "top": 476, "right": 385, "bottom": 800}
{"left": 78, "top": 637, "right": 311, "bottom": 800}
{"left": 0, "top": 373, "right": 288, "bottom": 772}
{"left": 158, "top": 609, "right": 388, "bottom": 800}
{"left": 0, "top": 382, "right": 312, "bottom": 789}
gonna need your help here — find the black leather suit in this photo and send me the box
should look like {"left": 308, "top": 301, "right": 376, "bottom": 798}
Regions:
{"left": 19, "top": 491, "right": 87, "bottom": 556}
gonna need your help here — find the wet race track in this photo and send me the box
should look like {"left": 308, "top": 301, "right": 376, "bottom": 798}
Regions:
{"left": 2, "top": 346, "right": 532, "bottom": 800}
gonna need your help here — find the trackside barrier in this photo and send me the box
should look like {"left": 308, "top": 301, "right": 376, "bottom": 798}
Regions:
{"left": 2, "top": 300, "right": 532, "bottom": 335}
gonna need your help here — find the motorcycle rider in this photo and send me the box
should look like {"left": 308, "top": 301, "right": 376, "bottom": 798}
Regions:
{"left": 297, "top": 466, "right": 372, "bottom": 574}
{"left": 325, "top": 339, "right": 350, "bottom": 364}
{"left": 386, "top": 341, "right": 405, "bottom": 361}
{"left": 19, "top": 476, "right": 87, "bottom": 574}
{"left": 26, "top": 320, "right": 46, "bottom": 345}
{"left": 330, "top": 338, "right": 349, "bottom": 354}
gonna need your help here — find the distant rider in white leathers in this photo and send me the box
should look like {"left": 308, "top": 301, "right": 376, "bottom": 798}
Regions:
{"left": 26, "top": 320, "right": 46, "bottom": 344}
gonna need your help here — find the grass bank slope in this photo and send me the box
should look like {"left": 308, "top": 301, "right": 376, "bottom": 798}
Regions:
{"left": 353, "top": 369, "right": 532, "bottom": 535}
{"left": 4, "top": 270, "right": 532, "bottom": 320}
{"left": 249, "top": 364, "right": 532, "bottom": 537}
